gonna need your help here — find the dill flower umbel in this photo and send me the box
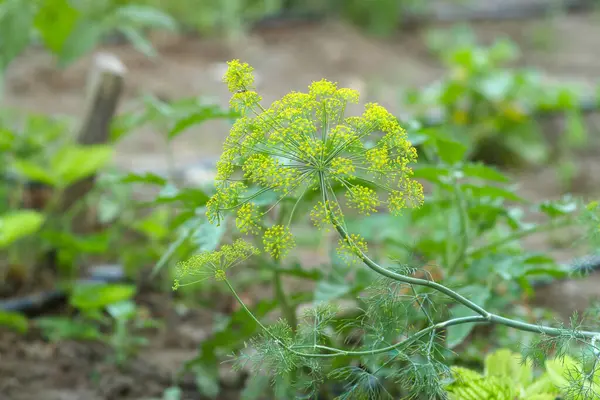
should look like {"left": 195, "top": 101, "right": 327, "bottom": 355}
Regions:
{"left": 207, "top": 60, "right": 424, "bottom": 260}
{"left": 173, "top": 239, "right": 259, "bottom": 289}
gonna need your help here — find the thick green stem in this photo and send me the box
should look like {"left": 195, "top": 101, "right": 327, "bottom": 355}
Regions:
{"left": 318, "top": 174, "right": 599, "bottom": 340}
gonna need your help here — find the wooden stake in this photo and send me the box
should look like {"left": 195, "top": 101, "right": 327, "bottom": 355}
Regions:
{"left": 60, "top": 52, "right": 126, "bottom": 214}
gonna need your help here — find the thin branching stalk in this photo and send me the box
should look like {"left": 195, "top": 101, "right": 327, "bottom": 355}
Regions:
{"left": 273, "top": 206, "right": 298, "bottom": 332}
{"left": 447, "top": 180, "right": 470, "bottom": 276}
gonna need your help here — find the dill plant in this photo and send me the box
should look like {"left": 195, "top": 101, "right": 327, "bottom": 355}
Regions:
{"left": 173, "top": 60, "right": 600, "bottom": 399}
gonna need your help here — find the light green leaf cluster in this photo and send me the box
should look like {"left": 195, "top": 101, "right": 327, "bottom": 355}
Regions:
{"left": 445, "top": 349, "right": 578, "bottom": 400}
{"left": 207, "top": 59, "right": 424, "bottom": 260}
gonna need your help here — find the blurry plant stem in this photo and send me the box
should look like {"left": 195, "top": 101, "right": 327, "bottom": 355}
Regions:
{"left": 447, "top": 181, "right": 470, "bottom": 277}
{"left": 273, "top": 204, "right": 297, "bottom": 333}
{"left": 466, "top": 216, "right": 574, "bottom": 259}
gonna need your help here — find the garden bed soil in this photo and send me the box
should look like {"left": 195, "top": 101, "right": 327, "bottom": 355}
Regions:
{"left": 3, "top": 13, "right": 600, "bottom": 400}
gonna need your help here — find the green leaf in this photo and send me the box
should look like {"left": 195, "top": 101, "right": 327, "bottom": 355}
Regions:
{"left": 193, "top": 363, "right": 220, "bottom": 398}
{"left": 57, "top": 20, "right": 103, "bottom": 67}
{"left": 0, "top": 210, "right": 45, "bottom": 248}
{"left": 114, "top": 5, "right": 177, "bottom": 30}
{"left": 106, "top": 300, "right": 137, "bottom": 320}
{"left": 190, "top": 217, "right": 226, "bottom": 252}
{"left": 150, "top": 215, "right": 220, "bottom": 278}
{"left": 0, "top": 0, "right": 35, "bottom": 70}
{"left": 447, "top": 367, "right": 516, "bottom": 399}
{"left": 315, "top": 280, "right": 351, "bottom": 302}
{"left": 168, "top": 106, "right": 238, "bottom": 139}
{"left": 119, "top": 25, "right": 157, "bottom": 58}
{"left": 151, "top": 229, "right": 189, "bottom": 278}
{"left": 411, "top": 165, "right": 451, "bottom": 184}
{"left": 461, "top": 163, "right": 509, "bottom": 182}
{"left": 34, "top": 0, "right": 79, "bottom": 55}
{"left": 36, "top": 317, "right": 102, "bottom": 341}
{"left": 149, "top": 185, "right": 210, "bottom": 208}
{"left": 537, "top": 196, "right": 579, "bottom": 217}
{"left": 484, "top": 349, "right": 532, "bottom": 388}
{"left": 119, "top": 171, "right": 167, "bottom": 186}
{"left": 461, "top": 183, "right": 526, "bottom": 203}
{"left": 0, "top": 310, "right": 28, "bottom": 333}
{"left": 545, "top": 355, "right": 580, "bottom": 389}
{"left": 446, "top": 285, "right": 490, "bottom": 349}
{"left": 436, "top": 138, "right": 468, "bottom": 165}
{"left": 70, "top": 283, "right": 136, "bottom": 311}
{"left": 51, "top": 144, "right": 113, "bottom": 187}
{"left": 565, "top": 109, "right": 588, "bottom": 149}
{"left": 13, "top": 159, "right": 57, "bottom": 186}
{"left": 273, "top": 263, "right": 322, "bottom": 281}
{"left": 524, "top": 373, "right": 559, "bottom": 398}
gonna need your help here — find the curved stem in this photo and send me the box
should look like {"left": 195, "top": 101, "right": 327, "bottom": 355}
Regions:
{"left": 318, "top": 173, "right": 600, "bottom": 340}
{"left": 224, "top": 277, "right": 488, "bottom": 358}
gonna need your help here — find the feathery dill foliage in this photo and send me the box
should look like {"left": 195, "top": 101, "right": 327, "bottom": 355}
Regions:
{"left": 208, "top": 59, "right": 424, "bottom": 260}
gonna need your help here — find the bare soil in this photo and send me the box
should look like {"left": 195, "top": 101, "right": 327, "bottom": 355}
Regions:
{"left": 2, "top": 13, "right": 600, "bottom": 400}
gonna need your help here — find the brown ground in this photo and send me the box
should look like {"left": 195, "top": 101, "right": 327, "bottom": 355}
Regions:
{"left": 2, "top": 12, "right": 600, "bottom": 400}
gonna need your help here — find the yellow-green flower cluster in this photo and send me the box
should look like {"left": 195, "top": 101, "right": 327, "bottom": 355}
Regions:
{"left": 173, "top": 239, "right": 259, "bottom": 289}
{"left": 346, "top": 185, "right": 380, "bottom": 216}
{"left": 208, "top": 59, "right": 424, "bottom": 261}
{"left": 263, "top": 225, "right": 295, "bottom": 260}
{"left": 236, "top": 203, "right": 262, "bottom": 234}
{"left": 310, "top": 200, "right": 342, "bottom": 231}
{"left": 337, "top": 233, "right": 369, "bottom": 265}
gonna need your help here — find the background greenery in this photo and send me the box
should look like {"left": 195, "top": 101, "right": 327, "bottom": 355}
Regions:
{"left": 1, "top": 0, "right": 600, "bottom": 399}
